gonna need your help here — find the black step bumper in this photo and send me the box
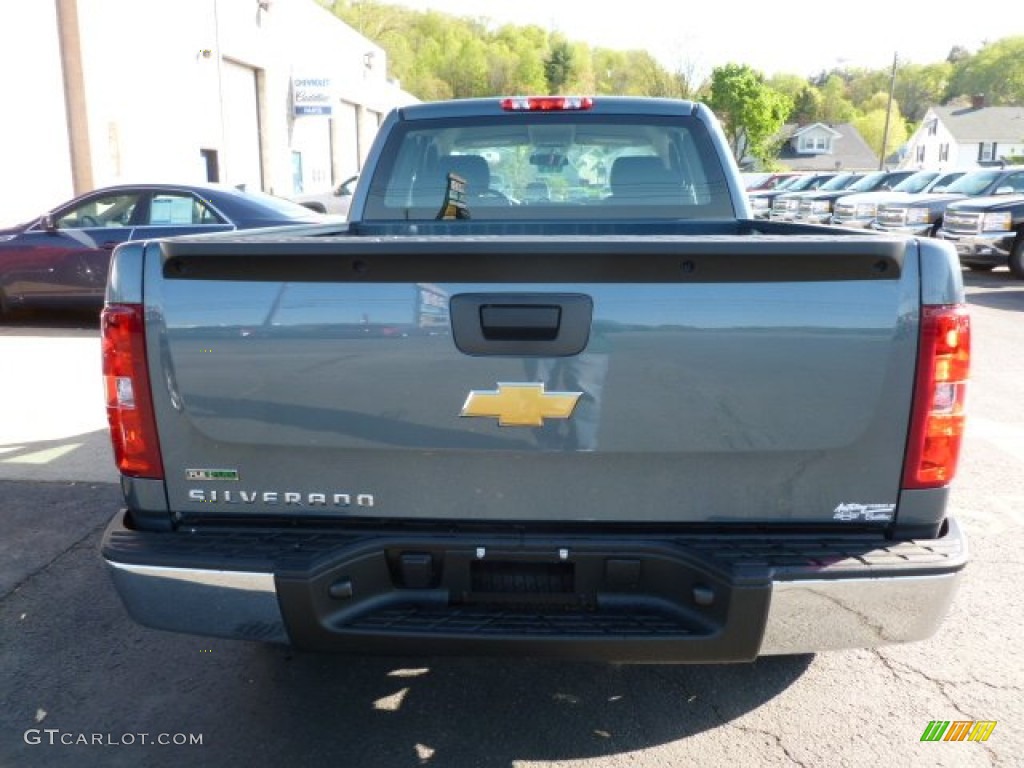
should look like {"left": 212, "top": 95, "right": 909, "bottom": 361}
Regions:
{"left": 101, "top": 512, "right": 967, "bottom": 661}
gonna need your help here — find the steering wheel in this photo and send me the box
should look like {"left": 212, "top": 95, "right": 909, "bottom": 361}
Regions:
{"left": 79, "top": 215, "right": 100, "bottom": 227}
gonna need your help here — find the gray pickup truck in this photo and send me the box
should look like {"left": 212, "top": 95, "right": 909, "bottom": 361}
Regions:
{"left": 100, "top": 96, "right": 970, "bottom": 662}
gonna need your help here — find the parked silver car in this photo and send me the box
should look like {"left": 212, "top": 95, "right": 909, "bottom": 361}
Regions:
{"left": 292, "top": 174, "right": 358, "bottom": 219}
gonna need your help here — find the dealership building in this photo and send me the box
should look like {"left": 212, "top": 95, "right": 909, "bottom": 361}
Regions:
{"left": 0, "top": 0, "right": 417, "bottom": 226}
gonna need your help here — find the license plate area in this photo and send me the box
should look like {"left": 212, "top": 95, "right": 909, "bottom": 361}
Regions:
{"left": 275, "top": 539, "right": 773, "bottom": 660}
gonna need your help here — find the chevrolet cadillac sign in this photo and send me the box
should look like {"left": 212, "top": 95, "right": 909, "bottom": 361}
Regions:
{"left": 292, "top": 77, "right": 333, "bottom": 116}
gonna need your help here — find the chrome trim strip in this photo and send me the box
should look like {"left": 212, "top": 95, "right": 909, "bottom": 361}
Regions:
{"left": 759, "top": 571, "right": 963, "bottom": 655}
{"left": 105, "top": 562, "right": 288, "bottom": 644}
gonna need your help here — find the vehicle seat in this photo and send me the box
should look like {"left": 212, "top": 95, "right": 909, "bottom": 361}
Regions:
{"left": 429, "top": 153, "right": 511, "bottom": 208}
{"left": 608, "top": 156, "right": 684, "bottom": 203}
{"left": 439, "top": 154, "right": 491, "bottom": 196}
{"left": 523, "top": 181, "right": 551, "bottom": 203}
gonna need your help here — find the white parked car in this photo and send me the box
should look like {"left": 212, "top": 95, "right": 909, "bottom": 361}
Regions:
{"left": 292, "top": 174, "right": 358, "bottom": 219}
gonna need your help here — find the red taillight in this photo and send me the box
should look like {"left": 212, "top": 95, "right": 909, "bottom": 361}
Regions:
{"left": 902, "top": 305, "right": 970, "bottom": 489}
{"left": 501, "top": 96, "right": 594, "bottom": 111}
{"left": 101, "top": 303, "right": 164, "bottom": 478}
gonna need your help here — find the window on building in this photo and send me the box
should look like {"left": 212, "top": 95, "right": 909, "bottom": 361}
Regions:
{"left": 200, "top": 149, "right": 220, "bottom": 182}
{"left": 292, "top": 151, "right": 304, "bottom": 194}
{"left": 979, "top": 142, "right": 996, "bottom": 162}
{"left": 939, "top": 143, "right": 949, "bottom": 162}
{"left": 927, "top": 120, "right": 938, "bottom": 136}
{"left": 800, "top": 135, "right": 829, "bottom": 152}
{"left": 916, "top": 145, "right": 926, "bottom": 163}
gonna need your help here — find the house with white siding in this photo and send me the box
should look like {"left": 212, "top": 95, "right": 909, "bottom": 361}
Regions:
{"left": 900, "top": 97, "right": 1024, "bottom": 171}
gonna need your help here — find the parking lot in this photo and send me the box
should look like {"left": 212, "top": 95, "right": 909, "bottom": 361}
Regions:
{"left": 1, "top": 271, "right": 1022, "bottom": 767}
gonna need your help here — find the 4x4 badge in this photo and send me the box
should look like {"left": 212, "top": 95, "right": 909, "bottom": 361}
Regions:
{"left": 185, "top": 468, "right": 239, "bottom": 481}
{"left": 460, "top": 383, "right": 582, "bottom": 427}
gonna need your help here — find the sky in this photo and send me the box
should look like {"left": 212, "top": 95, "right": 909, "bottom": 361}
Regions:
{"left": 386, "top": 0, "right": 1013, "bottom": 80}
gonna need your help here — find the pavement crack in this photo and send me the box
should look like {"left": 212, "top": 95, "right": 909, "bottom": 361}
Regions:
{"left": 872, "top": 651, "right": 968, "bottom": 711}
{"left": 708, "top": 700, "right": 810, "bottom": 768}
{"left": 873, "top": 650, "right": 1003, "bottom": 765}
{"left": 0, "top": 516, "right": 108, "bottom": 604}
{"left": 968, "top": 676, "right": 1024, "bottom": 693}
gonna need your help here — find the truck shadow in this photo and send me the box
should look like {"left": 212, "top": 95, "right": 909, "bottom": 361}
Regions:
{"left": 0, "top": 429, "right": 118, "bottom": 484}
{"left": 962, "top": 269, "right": 1024, "bottom": 311}
{"left": 226, "top": 644, "right": 815, "bottom": 766}
{"left": 964, "top": 288, "right": 1024, "bottom": 312}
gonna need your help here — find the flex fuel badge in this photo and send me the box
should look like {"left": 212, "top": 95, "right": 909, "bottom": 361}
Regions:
{"left": 833, "top": 503, "right": 895, "bottom": 522}
{"left": 185, "top": 469, "right": 239, "bottom": 481}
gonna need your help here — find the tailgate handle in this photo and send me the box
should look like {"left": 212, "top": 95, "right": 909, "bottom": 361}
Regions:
{"left": 480, "top": 304, "right": 560, "bottom": 341}
{"left": 451, "top": 293, "right": 592, "bottom": 356}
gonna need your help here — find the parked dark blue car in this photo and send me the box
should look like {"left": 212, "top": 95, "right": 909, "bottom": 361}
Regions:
{"left": 0, "top": 182, "right": 325, "bottom": 317}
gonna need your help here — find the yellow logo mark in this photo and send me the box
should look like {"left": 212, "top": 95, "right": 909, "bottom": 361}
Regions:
{"left": 460, "top": 383, "right": 582, "bottom": 427}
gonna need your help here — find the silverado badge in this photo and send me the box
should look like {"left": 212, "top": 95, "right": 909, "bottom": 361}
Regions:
{"left": 460, "top": 383, "right": 582, "bottom": 427}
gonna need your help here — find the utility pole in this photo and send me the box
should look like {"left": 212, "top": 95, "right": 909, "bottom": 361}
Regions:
{"left": 55, "top": 0, "right": 93, "bottom": 194}
{"left": 879, "top": 51, "right": 897, "bottom": 170}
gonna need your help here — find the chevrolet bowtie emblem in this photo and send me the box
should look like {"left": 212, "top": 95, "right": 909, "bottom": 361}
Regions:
{"left": 460, "top": 383, "right": 582, "bottom": 427}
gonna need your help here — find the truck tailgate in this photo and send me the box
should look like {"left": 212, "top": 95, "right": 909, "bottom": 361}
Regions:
{"left": 147, "top": 234, "right": 917, "bottom": 526}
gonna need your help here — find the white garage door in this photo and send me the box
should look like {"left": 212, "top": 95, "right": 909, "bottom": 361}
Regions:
{"left": 221, "top": 59, "right": 263, "bottom": 191}
{"left": 334, "top": 101, "right": 359, "bottom": 179}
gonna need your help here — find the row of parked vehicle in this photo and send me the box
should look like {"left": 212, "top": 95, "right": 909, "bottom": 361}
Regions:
{"left": 744, "top": 167, "right": 1024, "bottom": 279}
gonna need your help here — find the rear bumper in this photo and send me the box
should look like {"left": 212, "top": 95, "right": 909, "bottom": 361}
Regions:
{"left": 102, "top": 513, "right": 967, "bottom": 661}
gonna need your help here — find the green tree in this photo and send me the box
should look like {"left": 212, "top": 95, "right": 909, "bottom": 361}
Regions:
{"left": 565, "top": 42, "right": 596, "bottom": 93}
{"left": 499, "top": 25, "right": 548, "bottom": 93}
{"left": 853, "top": 93, "right": 908, "bottom": 166}
{"left": 946, "top": 45, "right": 971, "bottom": 64}
{"left": 620, "top": 50, "right": 675, "bottom": 96}
{"left": 767, "top": 74, "right": 810, "bottom": 104}
{"left": 946, "top": 37, "right": 1024, "bottom": 105}
{"left": 896, "top": 62, "right": 952, "bottom": 121}
{"left": 592, "top": 49, "right": 629, "bottom": 95}
{"left": 707, "top": 63, "right": 792, "bottom": 165}
{"left": 790, "top": 85, "right": 824, "bottom": 124}
{"left": 819, "top": 74, "right": 856, "bottom": 123}
{"left": 544, "top": 40, "right": 574, "bottom": 94}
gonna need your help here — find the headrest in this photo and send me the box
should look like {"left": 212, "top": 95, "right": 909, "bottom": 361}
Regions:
{"left": 609, "top": 156, "right": 673, "bottom": 198}
{"left": 439, "top": 154, "right": 490, "bottom": 193}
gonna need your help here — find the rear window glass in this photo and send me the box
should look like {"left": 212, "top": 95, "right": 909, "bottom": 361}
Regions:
{"left": 361, "top": 113, "right": 734, "bottom": 221}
